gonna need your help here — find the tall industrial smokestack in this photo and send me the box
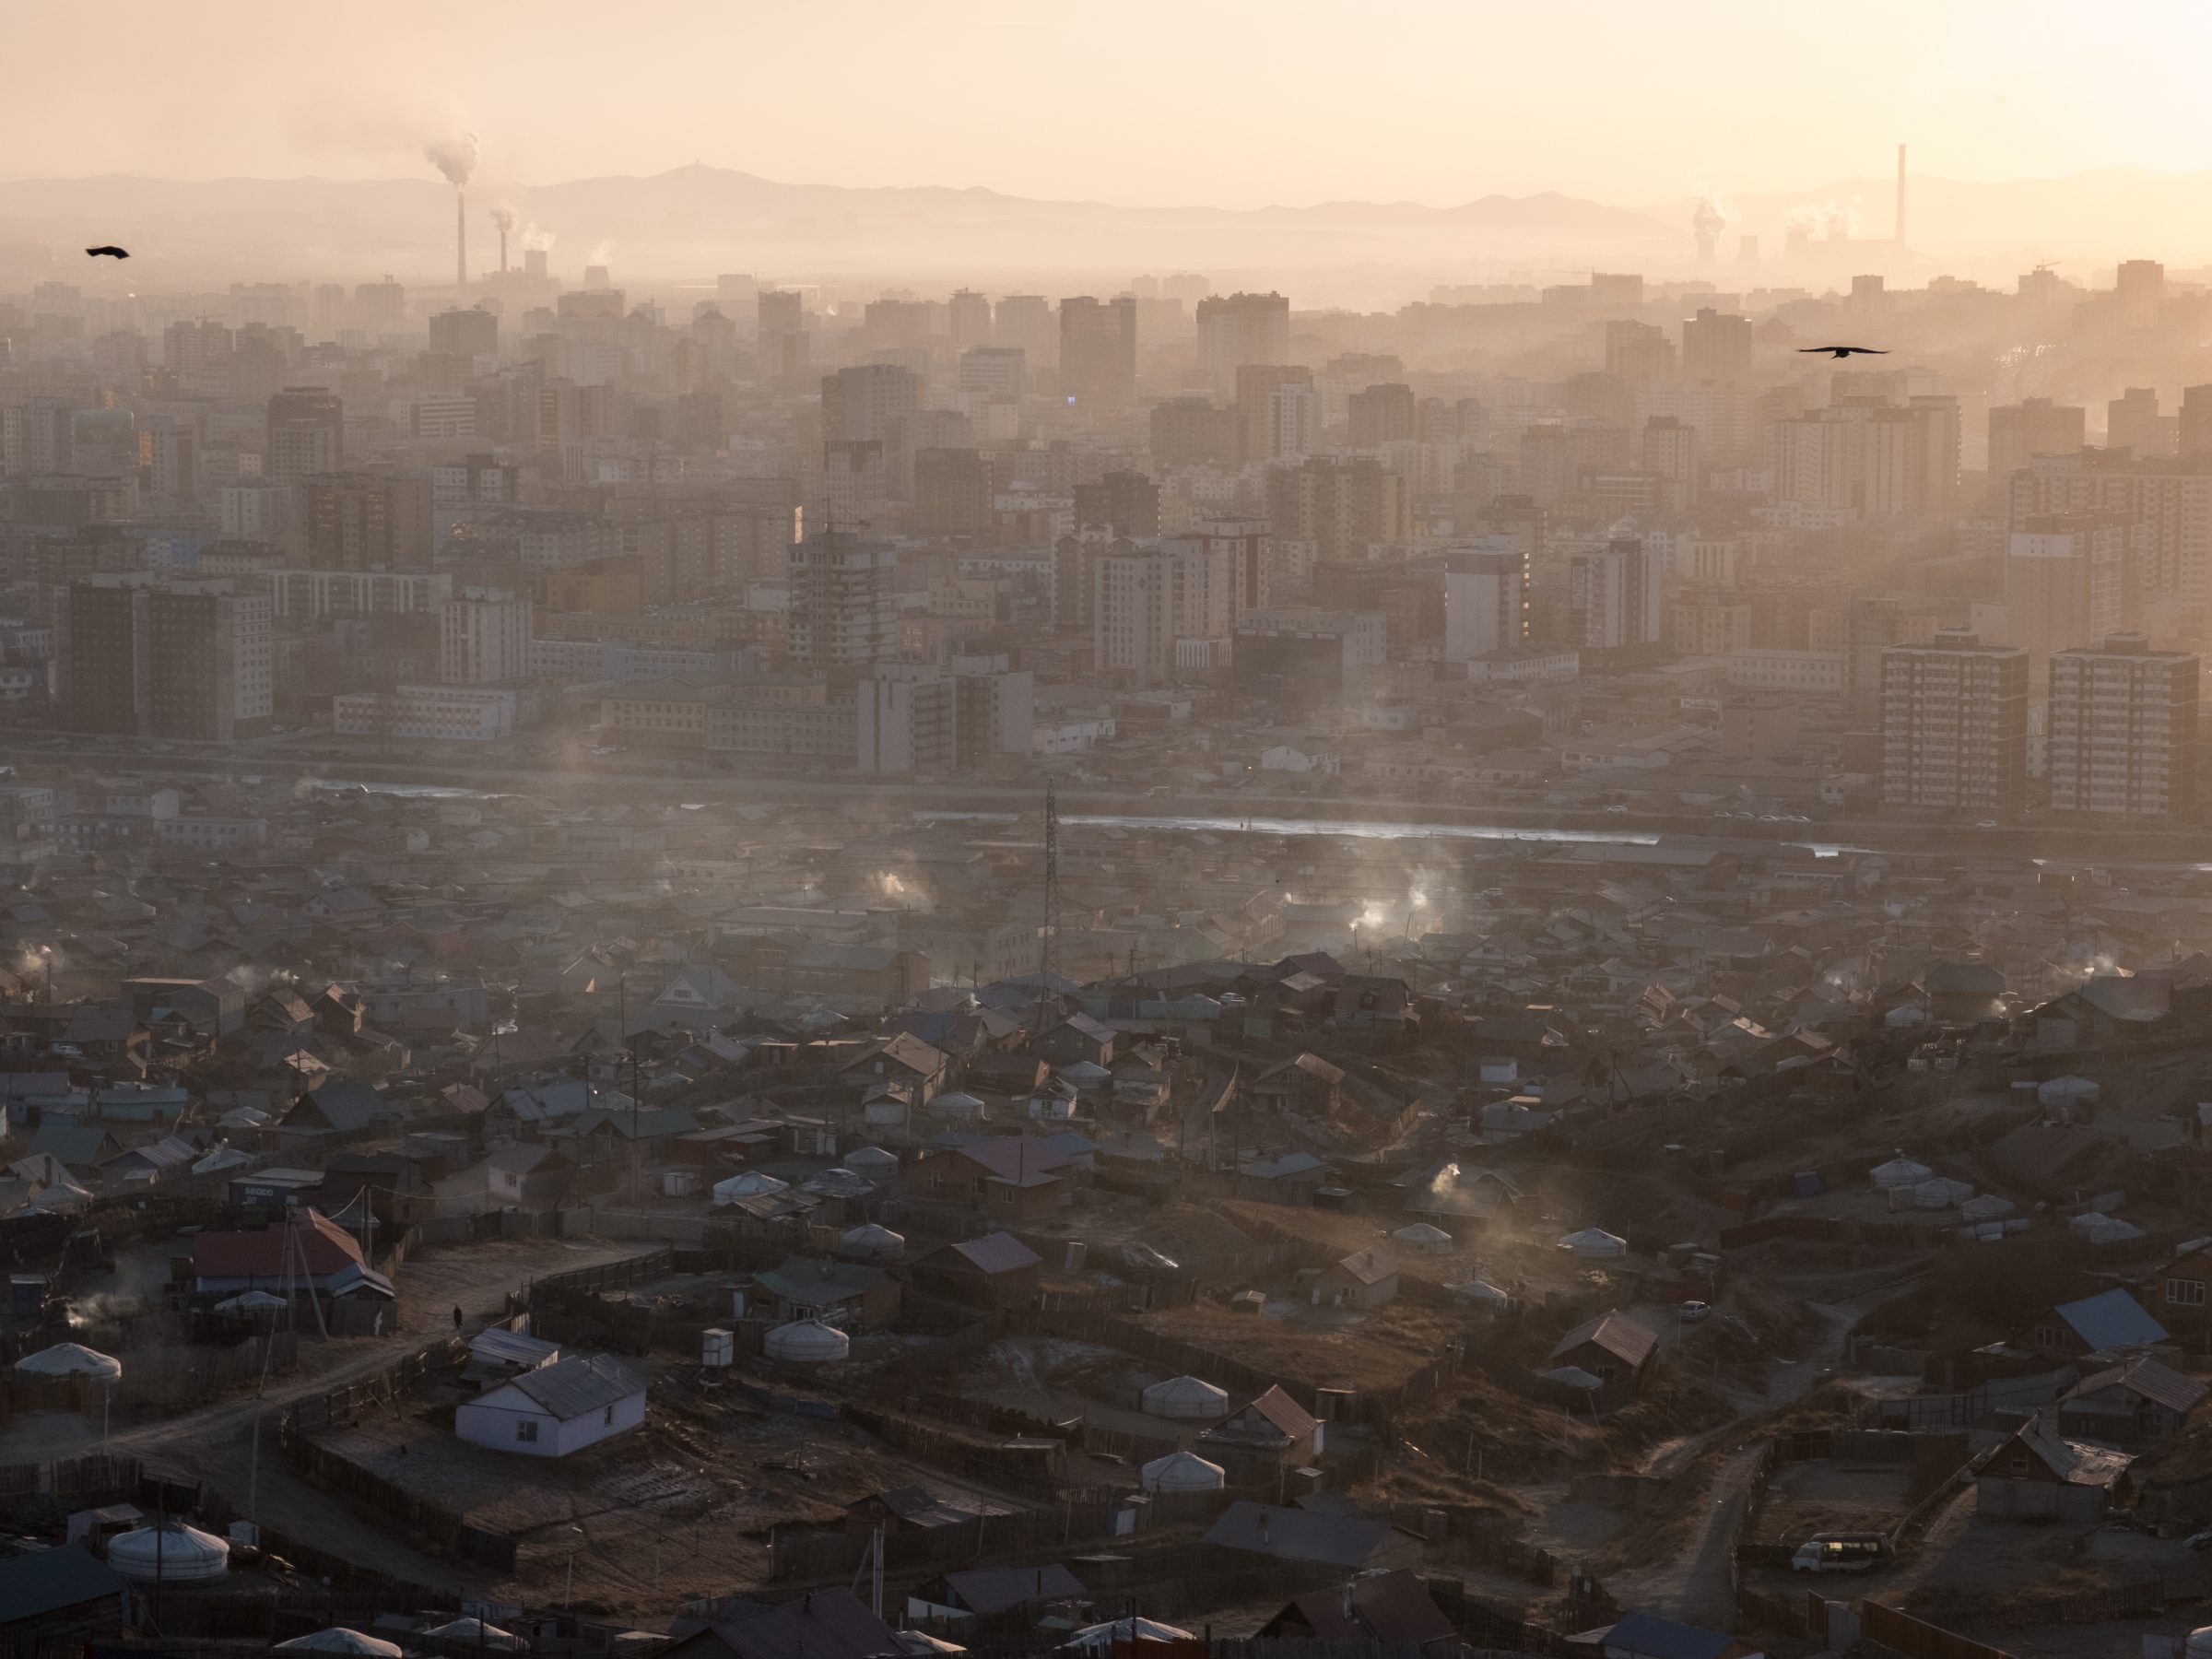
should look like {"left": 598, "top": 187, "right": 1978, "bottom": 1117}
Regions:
{"left": 1896, "top": 144, "right": 1907, "bottom": 247}
{"left": 456, "top": 189, "right": 467, "bottom": 290}
{"left": 492, "top": 206, "right": 518, "bottom": 276}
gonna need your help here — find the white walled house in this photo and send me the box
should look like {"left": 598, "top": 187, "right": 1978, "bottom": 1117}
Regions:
{"left": 454, "top": 1353, "right": 645, "bottom": 1457}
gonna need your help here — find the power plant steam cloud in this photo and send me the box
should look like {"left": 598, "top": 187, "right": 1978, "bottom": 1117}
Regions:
{"left": 424, "top": 132, "right": 479, "bottom": 187}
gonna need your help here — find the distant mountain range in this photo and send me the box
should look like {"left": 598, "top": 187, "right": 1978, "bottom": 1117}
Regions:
{"left": 2, "top": 164, "right": 2209, "bottom": 294}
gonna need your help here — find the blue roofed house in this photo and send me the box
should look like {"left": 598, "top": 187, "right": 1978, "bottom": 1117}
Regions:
{"left": 278, "top": 1078, "right": 389, "bottom": 1139}
{"left": 2027, "top": 1287, "right": 2170, "bottom": 1360}
{"left": 1597, "top": 1611, "right": 1761, "bottom": 1659}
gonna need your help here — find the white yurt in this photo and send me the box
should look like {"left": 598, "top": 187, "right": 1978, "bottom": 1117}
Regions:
{"left": 214, "top": 1290, "right": 289, "bottom": 1313}
{"left": 1557, "top": 1228, "right": 1627, "bottom": 1259}
{"left": 2183, "top": 1627, "right": 2212, "bottom": 1659}
{"left": 1139, "top": 1451, "right": 1226, "bottom": 1493}
{"left": 108, "top": 1521, "right": 230, "bottom": 1583}
{"left": 1959, "top": 1194, "right": 2017, "bottom": 1223}
{"left": 1540, "top": 1365, "right": 1606, "bottom": 1392}
{"left": 1392, "top": 1222, "right": 1453, "bottom": 1253}
{"left": 15, "top": 1342, "right": 122, "bottom": 1382}
{"left": 843, "top": 1146, "right": 900, "bottom": 1174}
{"left": 420, "top": 1619, "right": 525, "bottom": 1651}
{"left": 712, "top": 1171, "right": 787, "bottom": 1206}
{"left": 1450, "top": 1278, "right": 1512, "bottom": 1310}
{"left": 1059, "top": 1061, "right": 1112, "bottom": 1088}
{"left": 1870, "top": 1156, "right": 1934, "bottom": 1190}
{"left": 2039, "top": 1075, "right": 2101, "bottom": 1109}
{"left": 276, "top": 1631, "right": 405, "bottom": 1657}
{"left": 1140, "top": 1374, "right": 1230, "bottom": 1419}
{"left": 802, "top": 1168, "right": 875, "bottom": 1199}
{"left": 929, "top": 1090, "right": 984, "bottom": 1122}
{"left": 763, "top": 1319, "right": 851, "bottom": 1365}
{"left": 837, "top": 1223, "right": 907, "bottom": 1262}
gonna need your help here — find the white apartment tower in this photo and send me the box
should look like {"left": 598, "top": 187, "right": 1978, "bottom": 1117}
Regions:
{"left": 441, "top": 589, "right": 533, "bottom": 685}
{"left": 2047, "top": 635, "right": 2199, "bottom": 821}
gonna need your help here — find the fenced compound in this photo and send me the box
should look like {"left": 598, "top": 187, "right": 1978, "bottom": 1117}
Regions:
{"left": 1859, "top": 1599, "right": 2017, "bottom": 1659}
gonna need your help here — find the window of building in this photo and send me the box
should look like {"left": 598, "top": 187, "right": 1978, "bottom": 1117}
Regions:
{"left": 516, "top": 1419, "right": 539, "bottom": 1443}
{"left": 2169, "top": 1277, "right": 2206, "bottom": 1307}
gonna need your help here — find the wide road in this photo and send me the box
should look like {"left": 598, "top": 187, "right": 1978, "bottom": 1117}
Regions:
{"left": 7, "top": 737, "right": 2211, "bottom": 864}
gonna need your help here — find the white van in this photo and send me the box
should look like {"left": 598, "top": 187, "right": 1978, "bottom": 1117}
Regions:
{"left": 1790, "top": 1535, "right": 1885, "bottom": 1573}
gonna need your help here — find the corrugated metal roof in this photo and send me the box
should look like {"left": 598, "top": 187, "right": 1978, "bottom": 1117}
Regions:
{"left": 941, "top": 1564, "right": 1087, "bottom": 1616}
{"left": 946, "top": 1232, "right": 1041, "bottom": 1276}
{"left": 500, "top": 1353, "right": 644, "bottom": 1420}
{"left": 1201, "top": 1500, "right": 1394, "bottom": 1568}
{"left": 0, "top": 1543, "right": 126, "bottom": 1623}
{"left": 1551, "top": 1310, "right": 1660, "bottom": 1369}
{"left": 2054, "top": 1287, "right": 2169, "bottom": 1352}
{"left": 2065, "top": 1356, "right": 2208, "bottom": 1416}
{"left": 1601, "top": 1611, "right": 1738, "bottom": 1659}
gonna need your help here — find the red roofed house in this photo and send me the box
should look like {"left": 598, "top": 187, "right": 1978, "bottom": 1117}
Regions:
{"left": 192, "top": 1209, "right": 391, "bottom": 1300}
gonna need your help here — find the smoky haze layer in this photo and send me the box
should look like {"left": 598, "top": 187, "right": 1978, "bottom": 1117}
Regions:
{"left": 7, "top": 164, "right": 2212, "bottom": 293}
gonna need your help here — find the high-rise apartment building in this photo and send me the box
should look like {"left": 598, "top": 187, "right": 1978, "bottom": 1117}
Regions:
{"left": 62, "top": 577, "right": 272, "bottom": 742}
{"left": 1347, "top": 382, "right": 1418, "bottom": 449}
{"left": 1057, "top": 296, "right": 1137, "bottom": 409}
{"left": 220, "top": 480, "right": 293, "bottom": 544}
{"left": 1442, "top": 541, "right": 1527, "bottom": 662}
{"left": 1567, "top": 538, "right": 1663, "bottom": 650}
{"left": 1149, "top": 398, "right": 1241, "bottom": 469}
{"left": 1641, "top": 415, "right": 1699, "bottom": 512}
{"left": 1072, "top": 471, "right": 1161, "bottom": 539}
{"left": 1264, "top": 455, "right": 1407, "bottom": 564}
{"left": 958, "top": 347, "right": 1026, "bottom": 403}
{"left": 994, "top": 295, "right": 1054, "bottom": 365}
{"left": 2108, "top": 387, "right": 2175, "bottom": 458}
{"left": 1092, "top": 534, "right": 1241, "bottom": 688}
{"left": 300, "top": 472, "right": 434, "bottom": 570}
{"left": 913, "top": 448, "right": 993, "bottom": 536}
{"left": 789, "top": 531, "right": 897, "bottom": 675}
{"left": 1987, "top": 397, "right": 2086, "bottom": 487}
{"left": 1194, "top": 291, "right": 1290, "bottom": 398}
{"left": 1681, "top": 307, "right": 1753, "bottom": 382}
{"left": 2006, "top": 450, "right": 2212, "bottom": 619}
{"left": 1769, "top": 396, "right": 1959, "bottom": 517}
{"left": 823, "top": 440, "right": 888, "bottom": 530}
{"left": 2002, "top": 513, "right": 2128, "bottom": 679}
{"left": 441, "top": 590, "right": 532, "bottom": 685}
{"left": 428, "top": 308, "right": 498, "bottom": 359}
{"left": 947, "top": 289, "right": 993, "bottom": 354}
{"left": 821, "top": 364, "right": 921, "bottom": 444}
{"left": 1878, "top": 629, "right": 2030, "bottom": 816}
{"left": 2047, "top": 635, "right": 2199, "bottom": 821}
{"left": 1235, "top": 364, "right": 1316, "bottom": 465}
{"left": 265, "top": 386, "right": 343, "bottom": 484}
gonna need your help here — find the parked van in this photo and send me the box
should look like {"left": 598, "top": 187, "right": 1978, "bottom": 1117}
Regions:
{"left": 1791, "top": 1535, "right": 1886, "bottom": 1573}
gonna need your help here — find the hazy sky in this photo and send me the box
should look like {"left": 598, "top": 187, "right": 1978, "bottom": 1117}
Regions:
{"left": 15, "top": 0, "right": 2212, "bottom": 206}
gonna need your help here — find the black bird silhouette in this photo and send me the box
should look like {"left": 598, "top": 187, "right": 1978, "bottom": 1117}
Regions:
{"left": 84, "top": 245, "right": 129, "bottom": 260}
{"left": 1799, "top": 345, "right": 1887, "bottom": 359}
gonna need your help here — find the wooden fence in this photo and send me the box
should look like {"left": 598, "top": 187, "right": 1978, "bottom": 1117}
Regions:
{"left": 1859, "top": 1599, "right": 2017, "bottom": 1659}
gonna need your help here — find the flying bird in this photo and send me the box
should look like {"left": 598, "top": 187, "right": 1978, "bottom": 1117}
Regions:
{"left": 1799, "top": 345, "right": 1887, "bottom": 359}
{"left": 84, "top": 245, "right": 129, "bottom": 260}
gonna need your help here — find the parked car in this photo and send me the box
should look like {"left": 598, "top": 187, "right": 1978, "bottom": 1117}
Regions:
{"left": 1791, "top": 1535, "right": 1886, "bottom": 1573}
{"left": 1679, "top": 1300, "right": 1712, "bottom": 1323}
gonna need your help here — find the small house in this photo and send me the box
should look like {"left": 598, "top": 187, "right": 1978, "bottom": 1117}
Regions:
{"left": 2055, "top": 1357, "right": 2206, "bottom": 1448}
{"left": 2154, "top": 1241, "right": 2212, "bottom": 1335}
{"left": 1201, "top": 1501, "right": 1421, "bottom": 1572}
{"left": 1977, "top": 1418, "right": 2133, "bottom": 1521}
{"left": 917, "top": 1136, "right": 1073, "bottom": 1223}
{"left": 2026, "top": 1287, "right": 2169, "bottom": 1359}
{"left": 751, "top": 1258, "right": 902, "bottom": 1330}
{"left": 486, "top": 1144, "right": 574, "bottom": 1206}
{"left": 1316, "top": 1249, "right": 1398, "bottom": 1310}
{"left": 663, "top": 1589, "right": 902, "bottom": 1659}
{"left": 1547, "top": 1311, "right": 1659, "bottom": 1413}
{"left": 0, "top": 1544, "right": 128, "bottom": 1653}
{"left": 1250, "top": 1053, "right": 1346, "bottom": 1120}
{"left": 907, "top": 1563, "right": 1088, "bottom": 1626}
{"left": 1197, "top": 1385, "right": 1319, "bottom": 1483}
{"left": 453, "top": 1353, "right": 645, "bottom": 1458}
{"left": 1035, "top": 1014, "right": 1115, "bottom": 1068}
{"left": 910, "top": 1232, "right": 1042, "bottom": 1309}
{"left": 1260, "top": 1569, "right": 1455, "bottom": 1649}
